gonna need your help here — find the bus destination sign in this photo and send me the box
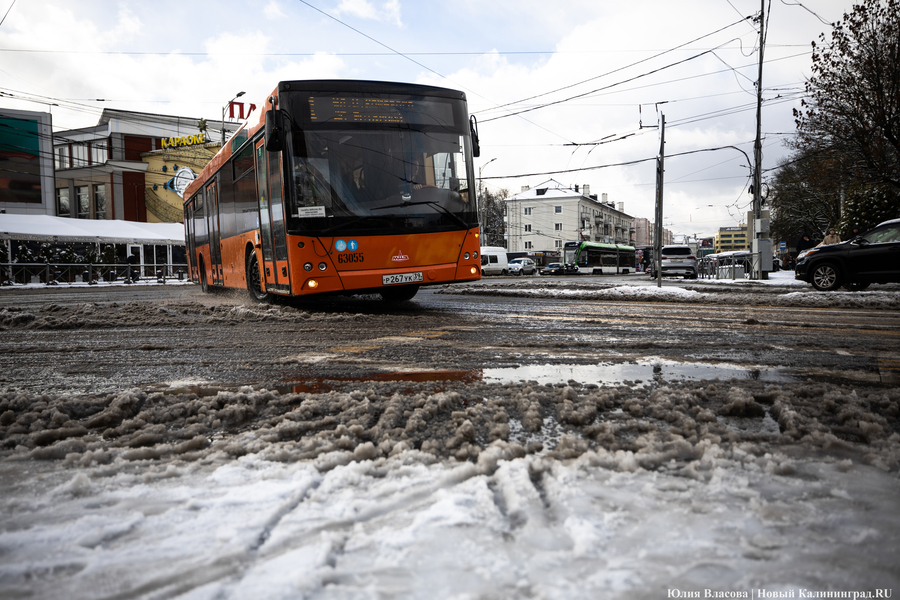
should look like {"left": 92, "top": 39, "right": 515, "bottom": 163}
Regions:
{"left": 309, "top": 96, "right": 413, "bottom": 124}
{"left": 307, "top": 95, "right": 454, "bottom": 126}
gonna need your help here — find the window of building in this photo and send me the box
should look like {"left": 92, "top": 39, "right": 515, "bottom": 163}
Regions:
{"left": 71, "top": 144, "right": 88, "bottom": 168}
{"left": 525, "top": 241, "right": 532, "bottom": 249}
{"left": 93, "top": 184, "right": 107, "bottom": 219}
{"left": 524, "top": 224, "right": 532, "bottom": 232}
{"left": 554, "top": 240, "right": 562, "bottom": 248}
{"left": 555, "top": 223, "right": 562, "bottom": 231}
{"left": 55, "top": 146, "right": 69, "bottom": 170}
{"left": 75, "top": 185, "right": 90, "bottom": 218}
{"left": 554, "top": 206, "right": 562, "bottom": 213}
{"left": 91, "top": 141, "right": 108, "bottom": 165}
{"left": 56, "top": 188, "right": 70, "bottom": 217}
{"left": 524, "top": 207, "right": 532, "bottom": 215}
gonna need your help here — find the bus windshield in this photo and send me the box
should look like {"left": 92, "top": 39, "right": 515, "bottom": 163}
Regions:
{"left": 281, "top": 91, "right": 478, "bottom": 235}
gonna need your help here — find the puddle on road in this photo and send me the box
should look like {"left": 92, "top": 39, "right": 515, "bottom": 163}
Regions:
{"left": 483, "top": 359, "right": 795, "bottom": 386}
{"left": 166, "top": 360, "right": 795, "bottom": 397}
{"left": 272, "top": 360, "right": 794, "bottom": 395}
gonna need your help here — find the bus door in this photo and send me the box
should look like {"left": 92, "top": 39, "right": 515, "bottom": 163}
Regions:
{"left": 184, "top": 200, "right": 195, "bottom": 276}
{"left": 205, "top": 181, "right": 224, "bottom": 285}
{"left": 254, "top": 140, "right": 291, "bottom": 293}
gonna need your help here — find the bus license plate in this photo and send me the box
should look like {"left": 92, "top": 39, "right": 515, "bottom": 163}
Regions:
{"left": 383, "top": 272, "right": 423, "bottom": 285}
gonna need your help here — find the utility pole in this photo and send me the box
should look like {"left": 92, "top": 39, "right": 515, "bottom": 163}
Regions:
{"left": 654, "top": 114, "right": 665, "bottom": 289}
{"left": 752, "top": 0, "right": 770, "bottom": 280}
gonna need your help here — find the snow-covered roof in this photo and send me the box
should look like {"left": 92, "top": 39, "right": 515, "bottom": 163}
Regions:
{"left": 0, "top": 214, "right": 184, "bottom": 245}
{"left": 508, "top": 179, "right": 585, "bottom": 201}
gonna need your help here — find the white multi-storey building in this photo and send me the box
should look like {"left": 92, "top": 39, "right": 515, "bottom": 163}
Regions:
{"left": 504, "top": 180, "right": 634, "bottom": 253}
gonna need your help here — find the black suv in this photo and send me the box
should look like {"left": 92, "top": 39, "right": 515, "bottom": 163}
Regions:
{"left": 795, "top": 218, "right": 900, "bottom": 291}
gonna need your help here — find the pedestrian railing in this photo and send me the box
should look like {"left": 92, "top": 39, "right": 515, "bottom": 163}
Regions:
{"left": 1, "top": 262, "right": 190, "bottom": 286}
{"left": 699, "top": 251, "right": 763, "bottom": 280}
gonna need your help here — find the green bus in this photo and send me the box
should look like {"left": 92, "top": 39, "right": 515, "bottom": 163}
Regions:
{"left": 563, "top": 241, "right": 636, "bottom": 274}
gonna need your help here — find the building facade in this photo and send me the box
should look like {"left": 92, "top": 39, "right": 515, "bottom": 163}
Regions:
{"left": 504, "top": 180, "right": 634, "bottom": 253}
{"left": 0, "top": 109, "right": 55, "bottom": 215}
{"left": 53, "top": 109, "right": 241, "bottom": 223}
{"left": 632, "top": 217, "right": 673, "bottom": 248}
{"left": 714, "top": 225, "right": 749, "bottom": 252}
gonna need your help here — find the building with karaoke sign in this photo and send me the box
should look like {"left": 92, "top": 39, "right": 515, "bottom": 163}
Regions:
{"left": 52, "top": 108, "right": 242, "bottom": 223}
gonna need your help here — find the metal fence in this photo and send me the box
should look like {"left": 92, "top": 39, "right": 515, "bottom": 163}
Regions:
{"left": 1, "top": 262, "right": 189, "bottom": 286}
{"left": 699, "top": 251, "right": 761, "bottom": 280}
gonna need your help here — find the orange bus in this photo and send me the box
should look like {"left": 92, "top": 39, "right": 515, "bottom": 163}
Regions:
{"left": 183, "top": 80, "right": 483, "bottom": 302}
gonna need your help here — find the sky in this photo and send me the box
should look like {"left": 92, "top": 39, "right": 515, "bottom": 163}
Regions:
{"left": 0, "top": 0, "right": 857, "bottom": 238}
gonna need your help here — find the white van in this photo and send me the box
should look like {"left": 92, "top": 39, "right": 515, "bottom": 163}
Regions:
{"left": 480, "top": 246, "right": 509, "bottom": 276}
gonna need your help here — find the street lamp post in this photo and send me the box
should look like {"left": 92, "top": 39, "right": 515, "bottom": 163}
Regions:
{"left": 478, "top": 158, "right": 496, "bottom": 195}
{"left": 221, "top": 91, "right": 246, "bottom": 144}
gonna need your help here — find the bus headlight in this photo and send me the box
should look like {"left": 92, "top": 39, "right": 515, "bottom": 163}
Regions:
{"left": 308, "top": 279, "right": 319, "bottom": 289}
{"left": 304, "top": 262, "right": 313, "bottom": 271}
{"left": 464, "top": 252, "right": 470, "bottom": 260}
{"left": 473, "top": 251, "right": 478, "bottom": 259}
{"left": 470, "top": 266, "right": 477, "bottom": 275}
{"left": 318, "top": 262, "right": 327, "bottom": 271}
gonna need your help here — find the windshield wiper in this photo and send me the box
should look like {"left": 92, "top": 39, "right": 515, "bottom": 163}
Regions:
{"left": 371, "top": 200, "right": 470, "bottom": 229}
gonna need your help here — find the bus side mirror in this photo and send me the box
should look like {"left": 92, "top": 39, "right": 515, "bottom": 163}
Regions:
{"left": 469, "top": 115, "right": 480, "bottom": 158}
{"left": 265, "top": 109, "right": 285, "bottom": 152}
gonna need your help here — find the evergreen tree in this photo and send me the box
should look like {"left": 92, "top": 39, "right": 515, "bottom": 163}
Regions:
{"left": 478, "top": 187, "right": 509, "bottom": 247}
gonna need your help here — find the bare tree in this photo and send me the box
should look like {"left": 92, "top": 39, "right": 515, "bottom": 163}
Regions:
{"left": 769, "top": 149, "right": 844, "bottom": 242}
{"left": 793, "top": 0, "right": 900, "bottom": 219}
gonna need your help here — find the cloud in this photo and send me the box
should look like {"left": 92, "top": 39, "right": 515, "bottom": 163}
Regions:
{"left": 334, "top": 0, "right": 402, "bottom": 27}
{"left": 112, "top": 4, "right": 142, "bottom": 39}
{"left": 264, "top": 1, "right": 287, "bottom": 20}
{"left": 0, "top": 0, "right": 851, "bottom": 238}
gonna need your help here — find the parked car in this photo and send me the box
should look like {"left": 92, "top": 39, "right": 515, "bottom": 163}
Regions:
{"left": 480, "top": 246, "right": 509, "bottom": 276}
{"left": 543, "top": 262, "right": 565, "bottom": 275}
{"left": 795, "top": 218, "right": 900, "bottom": 291}
{"left": 650, "top": 245, "right": 698, "bottom": 279}
{"left": 508, "top": 257, "right": 537, "bottom": 275}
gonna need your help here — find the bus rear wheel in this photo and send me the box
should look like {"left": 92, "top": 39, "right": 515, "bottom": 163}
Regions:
{"left": 246, "top": 251, "right": 272, "bottom": 302}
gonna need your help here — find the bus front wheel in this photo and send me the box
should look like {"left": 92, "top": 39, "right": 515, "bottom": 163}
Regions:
{"left": 246, "top": 251, "right": 272, "bottom": 302}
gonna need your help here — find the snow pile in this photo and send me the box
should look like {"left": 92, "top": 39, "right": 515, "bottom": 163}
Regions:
{"left": 0, "top": 300, "right": 371, "bottom": 332}
{"left": 778, "top": 290, "right": 900, "bottom": 309}
{"left": 446, "top": 270, "right": 900, "bottom": 308}
{"left": 458, "top": 284, "right": 705, "bottom": 302}
{"left": 449, "top": 281, "right": 900, "bottom": 308}
{"left": 3, "top": 379, "right": 898, "bottom": 470}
